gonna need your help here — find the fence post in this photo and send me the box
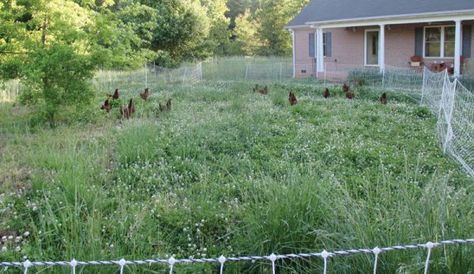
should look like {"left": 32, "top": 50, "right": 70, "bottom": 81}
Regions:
{"left": 245, "top": 64, "right": 249, "bottom": 80}
{"left": 182, "top": 67, "right": 188, "bottom": 84}
{"left": 382, "top": 68, "right": 386, "bottom": 89}
{"left": 420, "top": 67, "right": 426, "bottom": 104}
{"left": 443, "top": 79, "right": 457, "bottom": 153}
{"left": 279, "top": 63, "right": 283, "bottom": 81}
{"left": 437, "top": 70, "right": 449, "bottom": 121}
{"left": 199, "top": 62, "right": 203, "bottom": 81}
{"left": 145, "top": 63, "right": 148, "bottom": 88}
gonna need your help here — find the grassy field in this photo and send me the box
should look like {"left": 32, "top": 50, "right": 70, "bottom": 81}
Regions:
{"left": 0, "top": 78, "right": 473, "bottom": 273}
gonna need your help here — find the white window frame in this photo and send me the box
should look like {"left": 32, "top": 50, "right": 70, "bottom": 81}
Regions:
{"left": 313, "top": 32, "right": 328, "bottom": 58}
{"left": 423, "top": 25, "right": 455, "bottom": 59}
{"left": 364, "top": 29, "right": 379, "bottom": 67}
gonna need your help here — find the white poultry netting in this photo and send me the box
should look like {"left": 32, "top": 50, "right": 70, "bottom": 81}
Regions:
{"left": 59, "top": 60, "right": 474, "bottom": 179}
{"left": 422, "top": 67, "right": 474, "bottom": 178}
{"left": 92, "top": 63, "right": 203, "bottom": 93}
{"left": 245, "top": 62, "right": 293, "bottom": 81}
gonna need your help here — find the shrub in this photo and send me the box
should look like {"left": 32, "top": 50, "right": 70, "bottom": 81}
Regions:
{"left": 20, "top": 44, "right": 95, "bottom": 127}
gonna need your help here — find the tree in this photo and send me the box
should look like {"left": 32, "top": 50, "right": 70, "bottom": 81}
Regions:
{"left": 86, "top": 5, "right": 157, "bottom": 68}
{"left": 22, "top": 44, "right": 94, "bottom": 127}
{"left": 232, "top": 10, "right": 261, "bottom": 55}
{"left": 140, "top": 0, "right": 210, "bottom": 66}
{"left": 254, "top": 0, "right": 309, "bottom": 56}
{"left": 200, "top": 0, "right": 232, "bottom": 56}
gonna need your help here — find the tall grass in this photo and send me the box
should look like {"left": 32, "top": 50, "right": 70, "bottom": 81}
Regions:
{"left": 0, "top": 78, "right": 472, "bottom": 273}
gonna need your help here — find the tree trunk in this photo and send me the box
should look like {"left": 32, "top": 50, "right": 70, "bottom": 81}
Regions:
{"left": 41, "top": 16, "right": 48, "bottom": 47}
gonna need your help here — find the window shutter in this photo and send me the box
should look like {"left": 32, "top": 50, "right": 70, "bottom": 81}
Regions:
{"left": 463, "top": 25, "right": 472, "bottom": 58}
{"left": 325, "top": 32, "right": 332, "bottom": 57}
{"left": 415, "top": 27, "right": 423, "bottom": 56}
{"left": 309, "top": 33, "right": 315, "bottom": 57}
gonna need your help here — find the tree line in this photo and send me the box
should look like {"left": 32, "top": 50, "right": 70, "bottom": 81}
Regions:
{"left": 1, "top": 0, "right": 309, "bottom": 67}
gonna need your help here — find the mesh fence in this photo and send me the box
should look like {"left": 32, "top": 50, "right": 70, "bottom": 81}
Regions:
{"left": 245, "top": 62, "right": 293, "bottom": 81}
{"left": 322, "top": 64, "right": 424, "bottom": 91}
{"left": 422, "top": 67, "right": 474, "bottom": 178}
{"left": 92, "top": 63, "right": 203, "bottom": 94}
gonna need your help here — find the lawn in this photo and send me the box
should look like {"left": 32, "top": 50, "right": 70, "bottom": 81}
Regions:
{"left": 0, "top": 80, "right": 473, "bottom": 273}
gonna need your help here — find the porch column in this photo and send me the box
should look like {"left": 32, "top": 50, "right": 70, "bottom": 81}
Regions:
{"left": 378, "top": 24, "right": 385, "bottom": 73}
{"left": 454, "top": 20, "right": 462, "bottom": 77}
{"left": 316, "top": 27, "right": 324, "bottom": 74}
{"left": 290, "top": 29, "right": 296, "bottom": 78}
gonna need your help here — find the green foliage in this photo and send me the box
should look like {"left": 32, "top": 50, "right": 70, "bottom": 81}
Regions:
{"left": 87, "top": 5, "right": 157, "bottom": 69}
{"left": 232, "top": 10, "right": 261, "bottom": 55}
{"left": 228, "top": 0, "right": 309, "bottom": 56}
{"left": 200, "top": 0, "right": 232, "bottom": 55}
{"left": 142, "top": 0, "right": 210, "bottom": 63}
{"left": 20, "top": 44, "right": 94, "bottom": 127}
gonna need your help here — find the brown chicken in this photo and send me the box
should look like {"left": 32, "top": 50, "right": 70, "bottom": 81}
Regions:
{"left": 288, "top": 91, "right": 298, "bottom": 106}
{"left": 342, "top": 83, "right": 350, "bottom": 93}
{"left": 140, "top": 88, "right": 149, "bottom": 101}
{"left": 323, "top": 88, "right": 330, "bottom": 98}
{"left": 258, "top": 86, "right": 268, "bottom": 95}
{"left": 380, "top": 93, "right": 387, "bottom": 105}
{"left": 252, "top": 84, "right": 259, "bottom": 93}
{"left": 159, "top": 103, "right": 166, "bottom": 112}
{"left": 128, "top": 98, "right": 135, "bottom": 114}
{"left": 111, "top": 89, "right": 120, "bottom": 100}
{"left": 159, "top": 99, "right": 172, "bottom": 112}
{"left": 120, "top": 106, "right": 130, "bottom": 119}
{"left": 166, "top": 98, "right": 172, "bottom": 111}
{"left": 346, "top": 90, "right": 354, "bottom": 100}
{"left": 100, "top": 99, "right": 112, "bottom": 113}
{"left": 121, "top": 99, "right": 135, "bottom": 119}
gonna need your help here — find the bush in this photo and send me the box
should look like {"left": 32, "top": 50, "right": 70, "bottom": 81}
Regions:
{"left": 20, "top": 44, "right": 95, "bottom": 127}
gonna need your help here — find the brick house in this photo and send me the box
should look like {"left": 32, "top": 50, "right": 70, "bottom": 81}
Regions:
{"left": 287, "top": 0, "right": 474, "bottom": 79}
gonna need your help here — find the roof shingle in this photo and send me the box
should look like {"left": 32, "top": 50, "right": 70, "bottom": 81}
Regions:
{"left": 288, "top": 0, "right": 474, "bottom": 27}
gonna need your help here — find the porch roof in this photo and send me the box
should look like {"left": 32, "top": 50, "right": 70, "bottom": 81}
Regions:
{"left": 288, "top": 0, "right": 474, "bottom": 28}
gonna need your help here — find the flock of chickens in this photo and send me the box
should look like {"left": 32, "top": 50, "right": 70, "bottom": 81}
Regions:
{"left": 253, "top": 83, "right": 388, "bottom": 105}
{"left": 101, "top": 83, "right": 388, "bottom": 118}
{"left": 100, "top": 88, "right": 172, "bottom": 119}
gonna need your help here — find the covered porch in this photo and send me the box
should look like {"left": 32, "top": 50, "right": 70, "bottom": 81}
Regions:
{"left": 305, "top": 12, "right": 474, "bottom": 80}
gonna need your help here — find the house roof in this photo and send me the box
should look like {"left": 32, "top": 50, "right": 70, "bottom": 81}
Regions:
{"left": 288, "top": 0, "right": 474, "bottom": 27}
